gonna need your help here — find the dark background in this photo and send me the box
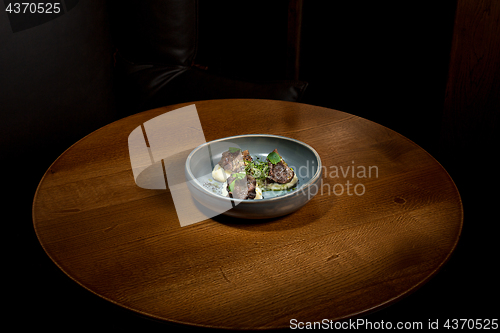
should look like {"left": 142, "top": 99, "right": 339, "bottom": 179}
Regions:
{"left": 2, "top": 0, "right": 498, "bottom": 331}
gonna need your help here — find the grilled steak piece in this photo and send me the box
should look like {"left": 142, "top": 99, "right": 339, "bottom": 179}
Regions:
{"left": 246, "top": 175, "right": 257, "bottom": 199}
{"left": 227, "top": 174, "right": 257, "bottom": 200}
{"left": 267, "top": 149, "right": 294, "bottom": 184}
{"left": 218, "top": 149, "right": 252, "bottom": 173}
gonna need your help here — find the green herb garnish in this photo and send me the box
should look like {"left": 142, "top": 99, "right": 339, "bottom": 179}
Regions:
{"left": 228, "top": 147, "right": 241, "bottom": 153}
{"left": 233, "top": 172, "right": 246, "bottom": 179}
{"left": 267, "top": 151, "right": 281, "bottom": 165}
{"left": 228, "top": 172, "right": 246, "bottom": 192}
{"left": 245, "top": 159, "right": 269, "bottom": 180}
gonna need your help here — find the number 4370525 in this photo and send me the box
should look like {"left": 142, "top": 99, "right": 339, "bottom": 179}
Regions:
{"left": 5, "top": 2, "right": 62, "bottom": 14}
{"left": 444, "top": 319, "right": 498, "bottom": 330}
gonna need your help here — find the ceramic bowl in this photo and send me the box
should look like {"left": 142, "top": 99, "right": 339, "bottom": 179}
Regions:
{"left": 185, "top": 134, "right": 322, "bottom": 219}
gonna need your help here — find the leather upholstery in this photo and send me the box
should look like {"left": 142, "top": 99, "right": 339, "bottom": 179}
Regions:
{"left": 114, "top": 54, "right": 308, "bottom": 113}
{"left": 108, "top": 0, "right": 198, "bottom": 66}
{"left": 108, "top": 0, "right": 308, "bottom": 117}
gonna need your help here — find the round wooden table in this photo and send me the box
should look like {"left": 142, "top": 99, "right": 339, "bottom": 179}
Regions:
{"left": 33, "top": 99, "right": 463, "bottom": 330}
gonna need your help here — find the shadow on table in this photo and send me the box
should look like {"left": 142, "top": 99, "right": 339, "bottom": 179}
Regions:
{"left": 210, "top": 200, "right": 329, "bottom": 232}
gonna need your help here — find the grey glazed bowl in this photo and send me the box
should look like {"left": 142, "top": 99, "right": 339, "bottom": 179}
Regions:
{"left": 185, "top": 134, "right": 322, "bottom": 219}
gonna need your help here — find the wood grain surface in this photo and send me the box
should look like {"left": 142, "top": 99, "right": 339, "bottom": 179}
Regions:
{"left": 32, "top": 99, "right": 462, "bottom": 330}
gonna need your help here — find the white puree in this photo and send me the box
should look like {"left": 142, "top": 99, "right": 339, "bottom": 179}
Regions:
{"left": 211, "top": 163, "right": 231, "bottom": 182}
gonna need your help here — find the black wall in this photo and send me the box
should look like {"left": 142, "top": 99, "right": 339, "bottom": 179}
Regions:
{"left": 2, "top": 1, "right": 118, "bottom": 329}
{"left": 197, "top": 1, "right": 457, "bottom": 156}
{"left": 1, "top": 1, "right": 115, "bottom": 163}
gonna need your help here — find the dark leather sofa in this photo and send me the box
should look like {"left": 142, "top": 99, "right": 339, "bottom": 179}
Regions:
{"left": 108, "top": 0, "right": 308, "bottom": 117}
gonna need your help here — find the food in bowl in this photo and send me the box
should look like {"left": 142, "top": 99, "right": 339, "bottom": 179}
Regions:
{"left": 185, "top": 134, "right": 322, "bottom": 219}
{"left": 211, "top": 147, "right": 299, "bottom": 200}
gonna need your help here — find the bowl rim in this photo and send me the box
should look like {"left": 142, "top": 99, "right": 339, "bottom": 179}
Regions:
{"left": 185, "top": 134, "right": 322, "bottom": 204}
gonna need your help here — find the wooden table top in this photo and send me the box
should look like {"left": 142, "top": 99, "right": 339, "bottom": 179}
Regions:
{"left": 33, "top": 99, "right": 463, "bottom": 330}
